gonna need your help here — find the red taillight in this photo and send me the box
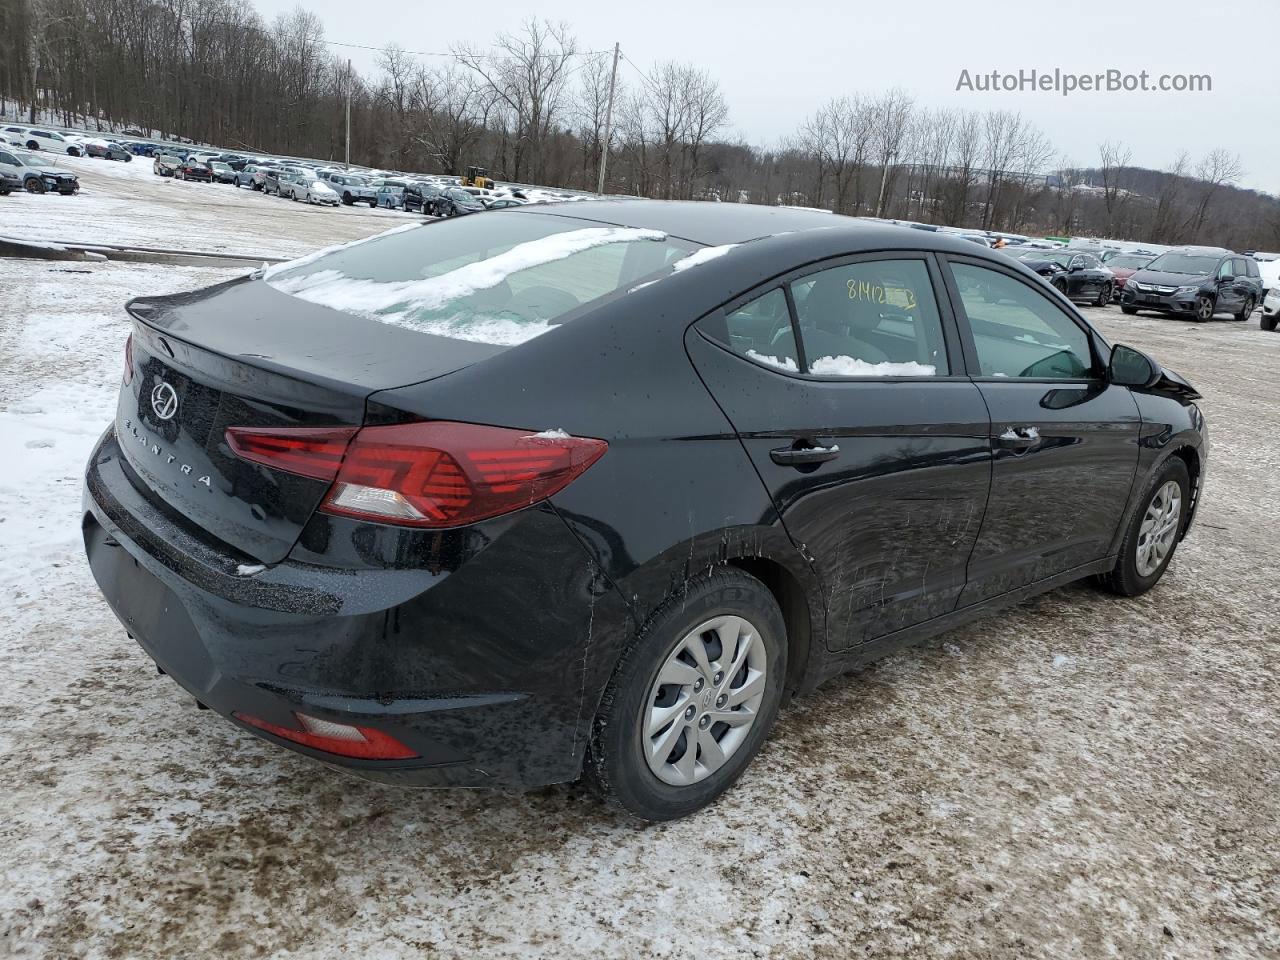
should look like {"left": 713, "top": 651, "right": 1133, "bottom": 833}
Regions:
{"left": 224, "top": 420, "right": 607, "bottom": 528}
{"left": 225, "top": 425, "right": 359, "bottom": 481}
{"left": 321, "top": 421, "right": 607, "bottom": 528}
{"left": 123, "top": 333, "right": 134, "bottom": 384}
{"left": 235, "top": 711, "right": 418, "bottom": 760}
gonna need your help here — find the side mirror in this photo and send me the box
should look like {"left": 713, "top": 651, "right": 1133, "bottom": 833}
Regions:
{"left": 1109, "top": 344, "right": 1161, "bottom": 388}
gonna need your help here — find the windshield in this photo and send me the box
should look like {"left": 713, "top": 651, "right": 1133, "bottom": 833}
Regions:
{"left": 1145, "top": 253, "right": 1219, "bottom": 275}
{"left": 14, "top": 151, "right": 42, "bottom": 166}
{"left": 447, "top": 188, "right": 476, "bottom": 201}
{"left": 211, "top": 162, "right": 230, "bottom": 171}
{"left": 265, "top": 214, "right": 694, "bottom": 346}
{"left": 1108, "top": 255, "right": 1154, "bottom": 270}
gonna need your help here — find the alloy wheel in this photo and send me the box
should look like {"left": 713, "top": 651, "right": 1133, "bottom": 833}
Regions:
{"left": 1135, "top": 479, "right": 1182, "bottom": 577}
{"left": 1096, "top": 283, "right": 1112, "bottom": 307}
{"left": 1238, "top": 297, "right": 1255, "bottom": 321}
{"left": 642, "top": 614, "right": 767, "bottom": 786}
{"left": 1195, "top": 296, "right": 1214, "bottom": 321}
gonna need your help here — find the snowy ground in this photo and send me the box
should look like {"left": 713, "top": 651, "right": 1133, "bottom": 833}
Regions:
{"left": 0, "top": 152, "right": 415, "bottom": 257}
{"left": 1, "top": 171, "right": 1278, "bottom": 959}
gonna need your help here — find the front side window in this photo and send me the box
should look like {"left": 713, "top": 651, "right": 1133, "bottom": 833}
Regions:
{"left": 1217, "top": 259, "right": 1234, "bottom": 280}
{"left": 951, "top": 263, "right": 1094, "bottom": 380}
{"left": 789, "top": 259, "right": 948, "bottom": 377}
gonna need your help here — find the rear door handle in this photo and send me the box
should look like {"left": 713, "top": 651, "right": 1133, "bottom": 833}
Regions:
{"left": 770, "top": 442, "right": 840, "bottom": 467}
{"left": 996, "top": 426, "right": 1041, "bottom": 449}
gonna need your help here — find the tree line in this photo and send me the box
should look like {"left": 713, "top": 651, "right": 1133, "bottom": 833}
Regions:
{"left": 2, "top": 0, "right": 1277, "bottom": 250}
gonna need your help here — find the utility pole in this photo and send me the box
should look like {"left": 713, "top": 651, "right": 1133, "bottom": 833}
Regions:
{"left": 344, "top": 59, "right": 352, "bottom": 170}
{"left": 596, "top": 42, "right": 620, "bottom": 196}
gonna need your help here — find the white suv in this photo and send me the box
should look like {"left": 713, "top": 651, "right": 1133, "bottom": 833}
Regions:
{"left": 1262, "top": 287, "right": 1279, "bottom": 331}
{"left": 7, "top": 126, "right": 78, "bottom": 154}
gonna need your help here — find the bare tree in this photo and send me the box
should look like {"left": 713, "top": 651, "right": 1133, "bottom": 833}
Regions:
{"left": 1098, "top": 140, "right": 1133, "bottom": 231}
{"left": 455, "top": 19, "right": 576, "bottom": 183}
{"left": 1182, "top": 149, "right": 1244, "bottom": 242}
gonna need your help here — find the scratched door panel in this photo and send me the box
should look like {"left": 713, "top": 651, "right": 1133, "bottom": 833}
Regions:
{"left": 687, "top": 331, "right": 992, "bottom": 652}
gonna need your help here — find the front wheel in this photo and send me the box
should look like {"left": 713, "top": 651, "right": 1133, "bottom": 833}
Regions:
{"left": 585, "top": 570, "right": 787, "bottom": 821}
{"left": 1194, "top": 295, "right": 1215, "bottom": 322}
{"left": 1236, "top": 296, "right": 1255, "bottom": 322}
{"left": 1094, "top": 282, "right": 1113, "bottom": 307}
{"left": 1095, "top": 457, "right": 1190, "bottom": 597}
{"left": 1121, "top": 305, "right": 1138, "bottom": 315}
{"left": 1262, "top": 312, "right": 1278, "bottom": 332}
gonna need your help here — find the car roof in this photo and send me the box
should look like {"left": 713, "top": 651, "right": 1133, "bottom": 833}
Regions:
{"left": 508, "top": 198, "right": 992, "bottom": 250}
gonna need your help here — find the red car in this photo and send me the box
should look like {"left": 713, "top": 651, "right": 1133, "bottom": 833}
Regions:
{"left": 1104, "top": 253, "right": 1156, "bottom": 302}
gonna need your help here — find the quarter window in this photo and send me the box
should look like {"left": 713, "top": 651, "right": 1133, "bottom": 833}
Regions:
{"left": 787, "top": 259, "right": 948, "bottom": 376}
{"left": 723, "top": 289, "right": 799, "bottom": 371}
{"left": 951, "top": 263, "right": 1094, "bottom": 380}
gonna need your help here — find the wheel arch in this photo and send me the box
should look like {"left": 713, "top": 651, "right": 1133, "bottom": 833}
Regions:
{"left": 724, "top": 555, "right": 813, "bottom": 700}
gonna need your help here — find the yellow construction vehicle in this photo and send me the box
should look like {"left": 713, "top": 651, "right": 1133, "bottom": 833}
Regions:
{"left": 461, "top": 165, "right": 494, "bottom": 189}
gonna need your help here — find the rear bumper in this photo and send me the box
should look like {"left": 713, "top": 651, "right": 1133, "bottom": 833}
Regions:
{"left": 82, "top": 426, "right": 616, "bottom": 790}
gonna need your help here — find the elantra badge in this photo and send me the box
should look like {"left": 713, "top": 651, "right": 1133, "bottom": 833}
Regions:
{"left": 150, "top": 381, "right": 179, "bottom": 420}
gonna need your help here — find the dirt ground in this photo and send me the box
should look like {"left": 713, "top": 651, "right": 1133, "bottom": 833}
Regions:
{"left": 0, "top": 219, "right": 1277, "bottom": 955}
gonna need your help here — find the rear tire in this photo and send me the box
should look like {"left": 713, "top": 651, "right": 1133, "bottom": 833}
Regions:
{"left": 1094, "top": 282, "right": 1113, "bottom": 307}
{"left": 1262, "top": 313, "right": 1278, "bottom": 332}
{"left": 1236, "top": 296, "right": 1255, "bottom": 321}
{"left": 1094, "top": 457, "right": 1190, "bottom": 597}
{"left": 585, "top": 570, "right": 787, "bottom": 821}
{"left": 25, "top": 177, "right": 45, "bottom": 194}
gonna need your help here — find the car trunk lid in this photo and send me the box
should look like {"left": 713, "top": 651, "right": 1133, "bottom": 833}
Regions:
{"left": 119, "top": 276, "right": 504, "bottom": 563}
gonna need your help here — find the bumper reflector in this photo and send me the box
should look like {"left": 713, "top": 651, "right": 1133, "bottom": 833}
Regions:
{"left": 235, "top": 711, "right": 418, "bottom": 760}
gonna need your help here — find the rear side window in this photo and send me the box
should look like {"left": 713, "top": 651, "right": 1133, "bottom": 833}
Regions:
{"left": 951, "top": 263, "right": 1094, "bottom": 379}
{"left": 788, "top": 259, "right": 949, "bottom": 376}
{"left": 266, "top": 213, "right": 693, "bottom": 346}
{"left": 1246, "top": 259, "right": 1260, "bottom": 278}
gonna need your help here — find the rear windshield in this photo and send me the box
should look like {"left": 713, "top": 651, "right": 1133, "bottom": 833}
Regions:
{"left": 266, "top": 214, "right": 694, "bottom": 345}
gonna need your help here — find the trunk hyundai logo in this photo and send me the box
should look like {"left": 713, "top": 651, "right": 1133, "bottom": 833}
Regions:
{"left": 150, "top": 381, "right": 179, "bottom": 420}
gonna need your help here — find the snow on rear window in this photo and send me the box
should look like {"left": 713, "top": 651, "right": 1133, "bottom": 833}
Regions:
{"left": 265, "top": 214, "right": 693, "bottom": 346}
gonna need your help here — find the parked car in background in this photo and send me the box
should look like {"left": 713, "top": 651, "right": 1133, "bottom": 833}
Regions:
{"left": 85, "top": 139, "right": 133, "bottom": 162}
{"left": 1014, "top": 250, "right": 1115, "bottom": 306}
{"left": 328, "top": 173, "right": 378, "bottom": 206}
{"left": 435, "top": 186, "right": 486, "bottom": 217}
{"left": 11, "top": 127, "right": 77, "bottom": 153}
{"left": 263, "top": 167, "right": 302, "bottom": 195}
{"left": 1256, "top": 258, "right": 1280, "bottom": 301}
{"left": 404, "top": 181, "right": 443, "bottom": 214}
{"left": 481, "top": 197, "right": 527, "bottom": 211}
{"left": 206, "top": 160, "right": 237, "bottom": 183}
{"left": 288, "top": 177, "right": 340, "bottom": 205}
{"left": 1261, "top": 287, "right": 1279, "bottom": 331}
{"left": 234, "top": 164, "right": 266, "bottom": 189}
{"left": 1121, "top": 248, "right": 1263, "bottom": 322}
{"left": 176, "top": 157, "right": 214, "bottom": 182}
{"left": 375, "top": 181, "right": 407, "bottom": 209}
{"left": 0, "top": 165, "right": 21, "bottom": 194}
{"left": 1102, "top": 253, "right": 1156, "bottom": 301}
{"left": 153, "top": 153, "right": 183, "bottom": 176}
{"left": 0, "top": 149, "right": 79, "bottom": 193}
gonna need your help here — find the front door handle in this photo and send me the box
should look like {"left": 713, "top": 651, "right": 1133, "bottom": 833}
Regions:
{"left": 770, "top": 442, "right": 841, "bottom": 467}
{"left": 996, "top": 426, "right": 1041, "bottom": 449}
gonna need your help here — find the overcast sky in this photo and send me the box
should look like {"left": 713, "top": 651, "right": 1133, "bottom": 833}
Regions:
{"left": 256, "top": 0, "right": 1279, "bottom": 194}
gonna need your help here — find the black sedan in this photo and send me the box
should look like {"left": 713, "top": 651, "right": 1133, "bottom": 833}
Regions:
{"left": 82, "top": 203, "right": 1207, "bottom": 821}
{"left": 1014, "top": 250, "right": 1115, "bottom": 305}
{"left": 175, "top": 158, "right": 213, "bottom": 182}
{"left": 435, "top": 186, "right": 485, "bottom": 216}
